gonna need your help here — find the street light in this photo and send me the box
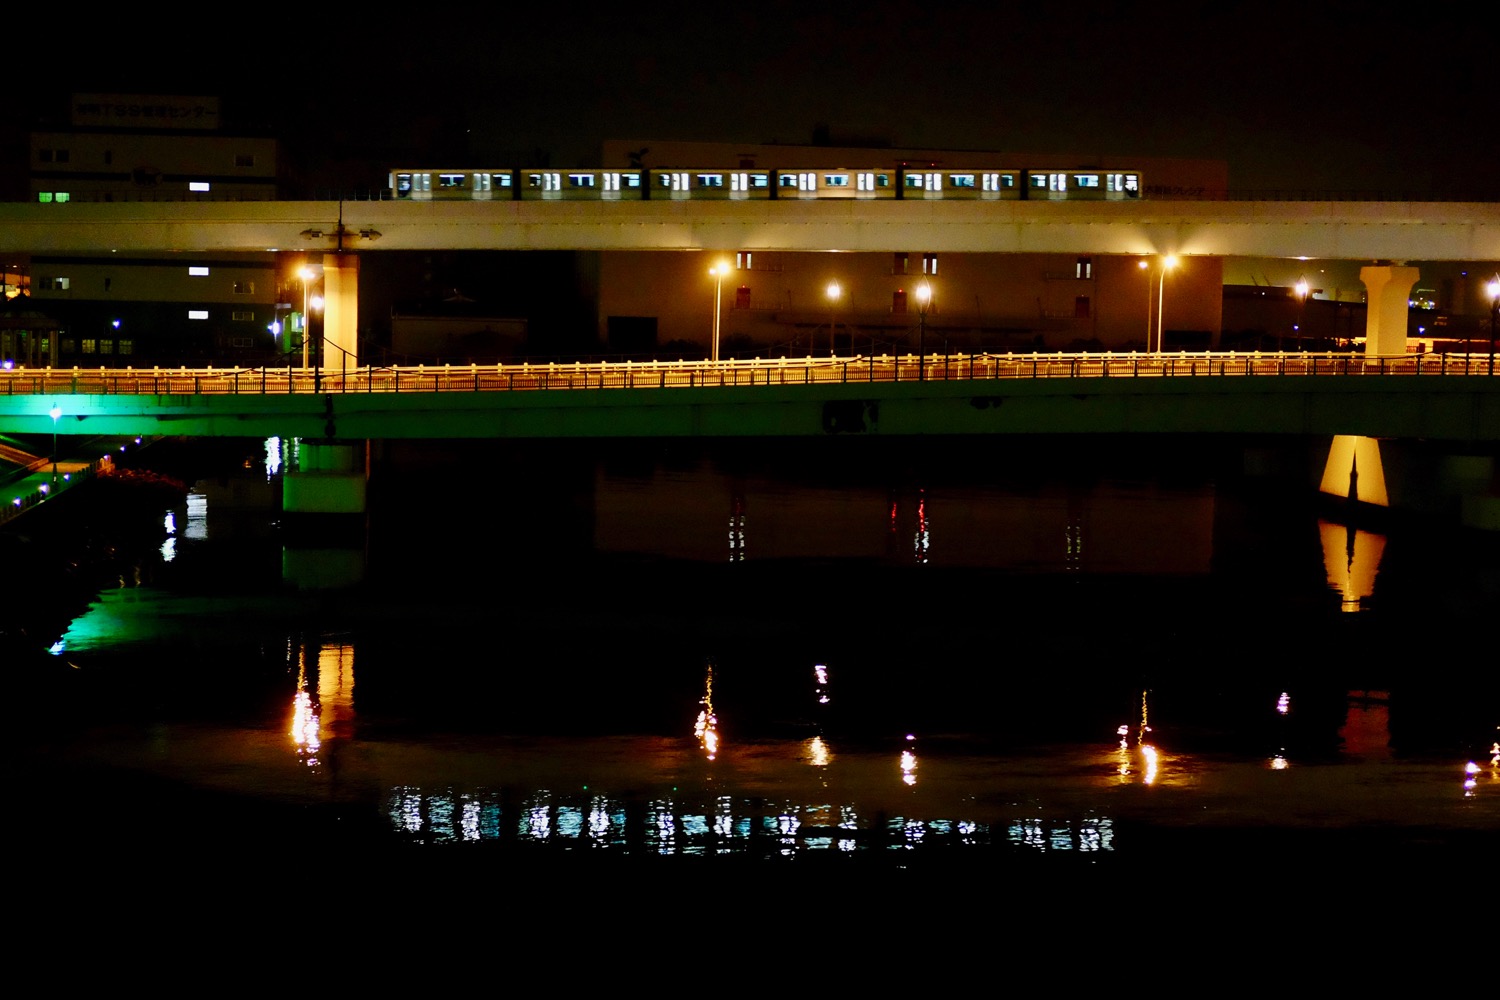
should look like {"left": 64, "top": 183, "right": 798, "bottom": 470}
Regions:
{"left": 1139, "top": 259, "right": 1151, "bottom": 348}
{"left": 915, "top": 281, "right": 932, "bottom": 381}
{"left": 826, "top": 280, "right": 841, "bottom": 355}
{"left": 1156, "top": 255, "right": 1178, "bottom": 354}
{"left": 709, "top": 261, "right": 730, "bottom": 362}
{"left": 49, "top": 405, "right": 60, "bottom": 484}
{"left": 297, "top": 266, "right": 317, "bottom": 368}
{"left": 1479, "top": 273, "right": 1500, "bottom": 368}
{"left": 1294, "top": 277, "right": 1310, "bottom": 352}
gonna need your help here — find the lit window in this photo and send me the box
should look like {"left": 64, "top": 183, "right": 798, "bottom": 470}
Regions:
{"left": 81, "top": 339, "right": 97, "bottom": 354}
{"left": 569, "top": 173, "right": 597, "bottom": 188}
{"left": 37, "top": 193, "right": 53, "bottom": 203}
{"left": 696, "top": 173, "right": 724, "bottom": 188}
{"left": 1075, "top": 174, "right": 1100, "bottom": 188}
{"left": 1076, "top": 257, "right": 1093, "bottom": 279}
{"left": 188, "top": 266, "right": 209, "bottom": 276}
{"left": 188, "top": 310, "right": 209, "bottom": 320}
{"left": 824, "top": 174, "right": 849, "bottom": 187}
{"left": 951, "top": 174, "right": 976, "bottom": 188}
{"left": 100, "top": 339, "right": 114, "bottom": 354}
{"left": 117, "top": 339, "right": 133, "bottom": 355}
{"left": 736, "top": 251, "right": 752, "bottom": 270}
{"left": 55, "top": 193, "right": 69, "bottom": 203}
{"left": 189, "top": 181, "right": 210, "bottom": 192}
{"left": 438, "top": 173, "right": 466, "bottom": 189}
{"left": 893, "top": 253, "right": 908, "bottom": 274}
{"left": 40, "top": 277, "right": 70, "bottom": 291}
{"left": 922, "top": 253, "right": 938, "bottom": 275}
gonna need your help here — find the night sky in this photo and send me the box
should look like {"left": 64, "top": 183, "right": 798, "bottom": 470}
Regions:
{"left": 9, "top": 2, "right": 1494, "bottom": 196}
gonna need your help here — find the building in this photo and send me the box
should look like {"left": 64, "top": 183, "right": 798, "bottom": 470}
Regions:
{"left": 13, "top": 94, "right": 287, "bottom": 369}
{"left": 596, "top": 139, "right": 1228, "bottom": 358}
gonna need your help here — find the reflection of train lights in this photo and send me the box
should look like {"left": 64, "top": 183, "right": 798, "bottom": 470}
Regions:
{"left": 806, "top": 736, "right": 832, "bottom": 767}
{"left": 1277, "top": 692, "right": 1290, "bottom": 715}
{"left": 1271, "top": 753, "right": 1289, "bottom": 770}
{"left": 814, "top": 663, "right": 830, "bottom": 704}
{"left": 727, "top": 494, "right": 746, "bottom": 562}
{"left": 1463, "top": 761, "right": 1480, "bottom": 798}
{"left": 1141, "top": 744, "right": 1159, "bottom": 784}
{"left": 290, "top": 690, "right": 320, "bottom": 762}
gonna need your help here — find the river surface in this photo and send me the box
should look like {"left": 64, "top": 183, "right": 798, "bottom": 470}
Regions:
{"left": 11, "top": 435, "right": 1497, "bottom": 918}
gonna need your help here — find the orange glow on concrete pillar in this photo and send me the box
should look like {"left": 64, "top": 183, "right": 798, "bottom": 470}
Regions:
{"left": 323, "top": 252, "right": 360, "bottom": 369}
{"left": 1358, "top": 265, "right": 1419, "bottom": 357}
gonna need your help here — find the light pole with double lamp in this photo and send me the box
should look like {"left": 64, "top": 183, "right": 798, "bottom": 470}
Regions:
{"left": 709, "top": 262, "right": 729, "bottom": 362}
{"left": 1487, "top": 275, "right": 1499, "bottom": 376}
{"left": 1156, "top": 255, "right": 1178, "bottom": 354}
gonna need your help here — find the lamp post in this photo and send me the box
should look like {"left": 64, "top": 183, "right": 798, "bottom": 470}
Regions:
{"left": 826, "top": 280, "right": 841, "bottom": 355}
{"left": 1487, "top": 275, "right": 1499, "bottom": 376}
{"left": 1295, "top": 277, "right": 1310, "bottom": 352}
{"left": 1139, "top": 259, "right": 1151, "bottom": 349}
{"left": 915, "top": 281, "right": 932, "bottom": 381}
{"left": 709, "top": 262, "right": 729, "bottom": 362}
{"left": 298, "top": 266, "right": 316, "bottom": 368}
{"left": 1156, "top": 255, "right": 1178, "bottom": 354}
{"left": 49, "top": 405, "right": 60, "bottom": 484}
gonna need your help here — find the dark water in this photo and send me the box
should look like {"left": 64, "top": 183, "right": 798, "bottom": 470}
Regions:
{"left": 10, "top": 435, "right": 1497, "bottom": 926}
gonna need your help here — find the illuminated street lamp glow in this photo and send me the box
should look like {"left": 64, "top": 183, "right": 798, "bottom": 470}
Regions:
{"left": 826, "top": 280, "right": 841, "bottom": 355}
{"left": 1487, "top": 274, "right": 1499, "bottom": 376}
{"left": 49, "top": 405, "right": 61, "bottom": 484}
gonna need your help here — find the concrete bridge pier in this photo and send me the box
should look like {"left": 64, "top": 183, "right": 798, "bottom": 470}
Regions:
{"left": 322, "top": 252, "right": 360, "bottom": 371}
{"left": 1359, "top": 265, "right": 1420, "bottom": 356}
{"left": 282, "top": 439, "right": 368, "bottom": 589}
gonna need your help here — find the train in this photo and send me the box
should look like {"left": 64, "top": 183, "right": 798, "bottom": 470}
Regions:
{"left": 388, "top": 166, "right": 1143, "bottom": 202}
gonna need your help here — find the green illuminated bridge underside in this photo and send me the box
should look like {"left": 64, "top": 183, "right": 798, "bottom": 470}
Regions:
{"left": 2, "top": 355, "right": 1496, "bottom": 443}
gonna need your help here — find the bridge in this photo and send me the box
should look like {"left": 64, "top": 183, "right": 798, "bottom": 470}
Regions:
{"left": 1, "top": 352, "right": 1494, "bottom": 442}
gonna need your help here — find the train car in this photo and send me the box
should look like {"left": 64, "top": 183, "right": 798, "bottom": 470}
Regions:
{"left": 518, "top": 169, "right": 647, "bottom": 201}
{"left": 389, "top": 169, "right": 516, "bottom": 200}
{"left": 645, "top": 169, "right": 775, "bottom": 200}
{"left": 1022, "top": 170, "right": 1142, "bottom": 200}
{"left": 898, "top": 169, "right": 1023, "bottom": 200}
{"left": 772, "top": 168, "right": 899, "bottom": 200}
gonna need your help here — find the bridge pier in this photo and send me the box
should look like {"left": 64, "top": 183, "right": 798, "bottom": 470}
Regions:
{"left": 282, "top": 439, "right": 367, "bottom": 589}
{"left": 323, "top": 252, "right": 360, "bottom": 371}
{"left": 1359, "top": 265, "right": 1420, "bottom": 356}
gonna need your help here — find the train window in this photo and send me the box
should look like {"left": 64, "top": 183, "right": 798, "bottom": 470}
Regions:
{"left": 603, "top": 172, "right": 621, "bottom": 191}
{"left": 475, "top": 174, "right": 492, "bottom": 193}
{"left": 492, "top": 173, "right": 512, "bottom": 188}
{"left": 1074, "top": 174, "right": 1100, "bottom": 188}
{"left": 779, "top": 174, "right": 800, "bottom": 188}
{"left": 824, "top": 174, "right": 849, "bottom": 187}
{"left": 624, "top": 173, "right": 641, "bottom": 188}
{"left": 568, "top": 173, "right": 597, "bottom": 188}
{"left": 876, "top": 173, "right": 891, "bottom": 187}
{"left": 922, "top": 253, "right": 938, "bottom": 275}
{"left": 1050, "top": 173, "right": 1066, "bottom": 192}
{"left": 1030, "top": 174, "right": 1048, "bottom": 189}
{"left": 905, "top": 174, "right": 925, "bottom": 189}
{"left": 750, "top": 174, "right": 769, "bottom": 188}
{"left": 951, "top": 174, "right": 976, "bottom": 188}
{"left": 697, "top": 173, "right": 724, "bottom": 187}
{"left": 857, "top": 172, "right": 875, "bottom": 191}
{"left": 438, "top": 173, "right": 466, "bottom": 189}
{"left": 395, "top": 173, "right": 413, "bottom": 195}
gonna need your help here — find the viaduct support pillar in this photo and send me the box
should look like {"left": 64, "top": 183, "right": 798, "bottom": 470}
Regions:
{"left": 323, "top": 252, "right": 360, "bottom": 373}
{"left": 1359, "top": 265, "right": 1419, "bottom": 357}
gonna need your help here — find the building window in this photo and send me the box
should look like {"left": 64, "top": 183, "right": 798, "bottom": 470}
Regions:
{"left": 736, "top": 251, "right": 752, "bottom": 270}
{"left": 61, "top": 338, "right": 76, "bottom": 354}
{"left": 232, "top": 310, "right": 254, "bottom": 321}
{"left": 118, "top": 339, "right": 133, "bottom": 355}
{"left": 234, "top": 154, "right": 256, "bottom": 167}
{"left": 1075, "top": 296, "right": 1091, "bottom": 319}
{"left": 38, "top": 148, "right": 68, "bottom": 163}
{"left": 37, "top": 192, "right": 71, "bottom": 203}
{"left": 188, "top": 310, "right": 209, "bottom": 320}
{"left": 233, "top": 281, "right": 254, "bottom": 294}
{"left": 1076, "top": 257, "right": 1093, "bottom": 279}
{"left": 39, "top": 277, "right": 70, "bottom": 291}
{"left": 81, "top": 339, "right": 97, "bottom": 354}
{"left": 893, "top": 253, "right": 908, "bottom": 275}
{"left": 189, "top": 266, "right": 209, "bottom": 276}
{"left": 922, "top": 253, "right": 938, "bottom": 275}
{"left": 734, "top": 286, "right": 751, "bottom": 310}
{"left": 100, "top": 339, "right": 114, "bottom": 354}
{"left": 104, "top": 278, "right": 111, "bottom": 292}
{"left": 231, "top": 337, "right": 252, "bottom": 348}
{"left": 189, "top": 181, "right": 211, "bottom": 192}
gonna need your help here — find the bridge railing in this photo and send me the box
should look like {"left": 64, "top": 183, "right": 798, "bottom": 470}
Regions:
{"left": 0, "top": 351, "right": 1493, "bottom": 396}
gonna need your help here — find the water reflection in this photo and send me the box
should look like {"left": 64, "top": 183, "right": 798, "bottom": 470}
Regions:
{"left": 1319, "top": 520, "right": 1386, "bottom": 612}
